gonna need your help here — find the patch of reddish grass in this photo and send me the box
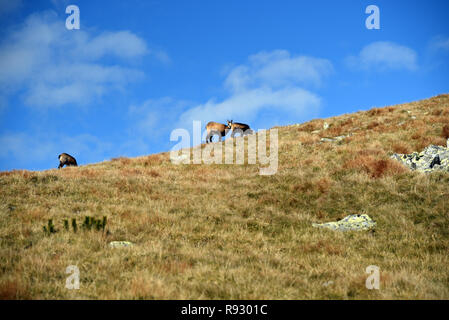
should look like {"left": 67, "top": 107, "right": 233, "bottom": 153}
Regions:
{"left": 297, "top": 123, "right": 316, "bottom": 132}
{"left": 120, "top": 168, "right": 142, "bottom": 176}
{"left": 257, "top": 193, "right": 281, "bottom": 205}
{"left": 429, "top": 116, "right": 449, "bottom": 124}
{"left": 138, "top": 154, "right": 165, "bottom": 167}
{"left": 411, "top": 132, "right": 421, "bottom": 140}
{"left": 301, "top": 240, "right": 343, "bottom": 255}
{"left": 291, "top": 181, "right": 314, "bottom": 193}
{"left": 322, "top": 125, "right": 344, "bottom": 137}
{"left": 297, "top": 132, "right": 320, "bottom": 145}
{"left": 415, "top": 136, "right": 447, "bottom": 151}
{"left": 291, "top": 177, "right": 332, "bottom": 195}
{"left": 357, "top": 148, "right": 385, "bottom": 157}
{"left": 28, "top": 208, "right": 46, "bottom": 220}
{"left": 441, "top": 125, "right": 449, "bottom": 139}
{"left": 315, "top": 177, "right": 333, "bottom": 194}
{"left": 345, "top": 155, "right": 407, "bottom": 178}
{"left": 297, "top": 120, "right": 323, "bottom": 132}
{"left": 392, "top": 142, "right": 412, "bottom": 155}
{"left": 341, "top": 118, "right": 354, "bottom": 126}
{"left": 366, "top": 121, "right": 380, "bottom": 130}
{"left": 147, "top": 170, "right": 160, "bottom": 178}
{"left": 367, "top": 108, "right": 386, "bottom": 116}
{"left": 111, "top": 157, "right": 132, "bottom": 166}
{"left": 0, "top": 280, "right": 30, "bottom": 300}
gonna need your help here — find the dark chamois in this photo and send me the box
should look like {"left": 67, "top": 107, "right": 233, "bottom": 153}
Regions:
{"left": 58, "top": 153, "right": 78, "bottom": 169}
{"left": 227, "top": 120, "right": 253, "bottom": 138}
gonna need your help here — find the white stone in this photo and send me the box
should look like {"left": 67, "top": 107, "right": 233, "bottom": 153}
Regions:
{"left": 109, "top": 241, "right": 133, "bottom": 248}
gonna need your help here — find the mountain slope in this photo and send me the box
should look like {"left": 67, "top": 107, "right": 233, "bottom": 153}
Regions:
{"left": 1, "top": 94, "right": 448, "bottom": 299}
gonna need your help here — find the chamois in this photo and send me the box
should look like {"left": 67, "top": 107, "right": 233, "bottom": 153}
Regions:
{"left": 227, "top": 120, "right": 253, "bottom": 138}
{"left": 205, "top": 121, "right": 231, "bottom": 143}
{"left": 58, "top": 153, "right": 78, "bottom": 169}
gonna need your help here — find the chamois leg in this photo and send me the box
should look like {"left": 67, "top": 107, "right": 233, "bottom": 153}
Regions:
{"left": 219, "top": 130, "right": 227, "bottom": 142}
{"left": 209, "top": 131, "right": 220, "bottom": 143}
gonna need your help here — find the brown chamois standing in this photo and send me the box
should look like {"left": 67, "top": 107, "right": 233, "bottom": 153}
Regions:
{"left": 227, "top": 120, "right": 253, "bottom": 138}
{"left": 205, "top": 121, "right": 231, "bottom": 143}
{"left": 58, "top": 153, "right": 78, "bottom": 169}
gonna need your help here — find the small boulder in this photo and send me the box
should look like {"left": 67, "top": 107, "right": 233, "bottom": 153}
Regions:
{"left": 109, "top": 241, "right": 133, "bottom": 248}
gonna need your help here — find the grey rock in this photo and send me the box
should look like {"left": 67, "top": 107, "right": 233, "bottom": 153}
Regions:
{"left": 109, "top": 241, "right": 134, "bottom": 248}
{"left": 391, "top": 144, "right": 449, "bottom": 172}
{"left": 320, "top": 133, "right": 352, "bottom": 143}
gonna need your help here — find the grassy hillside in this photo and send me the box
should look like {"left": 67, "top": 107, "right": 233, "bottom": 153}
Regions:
{"left": 1, "top": 94, "right": 449, "bottom": 299}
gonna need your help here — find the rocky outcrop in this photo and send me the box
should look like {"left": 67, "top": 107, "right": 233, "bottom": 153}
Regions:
{"left": 391, "top": 140, "right": 449, "bottom": 172}
{"left": 320, "top": 134, "right": 352, "bottom": 143}
{"left": 312, "top": 214, "right": 376, "bottom": 231}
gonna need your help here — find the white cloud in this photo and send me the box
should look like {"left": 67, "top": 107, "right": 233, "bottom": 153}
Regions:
{"left": 0, "top": 10, "right": 163, "bottom": 108}
{"left": 178, "top": 50, "right": 330, "bottom": 129}
{"left": 225, "top": 50, "right": 333, "bottom": 92}
{"left": 179, "top": 87, "right": 321, "bottom": 125}
{"left": 429, "top": 36, "right": 449, "bottom": 51}
{"left": 346, "top": 41, "right": 418, "bottom": 71}
{"left": 21, "top": 63, "right": 144, "bottom": 106}
{"left": 24, "top": 82, "right": 102, "bottom": 107}
{"left": 78, "top": 31, "right": 149, "bottom": 60}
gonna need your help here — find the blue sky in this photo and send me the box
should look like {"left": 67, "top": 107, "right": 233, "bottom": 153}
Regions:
{"left": 0, "top": 0, "right": 448, "bottom": 171}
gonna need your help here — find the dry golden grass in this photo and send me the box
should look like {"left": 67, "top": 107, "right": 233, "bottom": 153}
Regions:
{"left": 1, "top": 94, "right": 449, "bottom": 299}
